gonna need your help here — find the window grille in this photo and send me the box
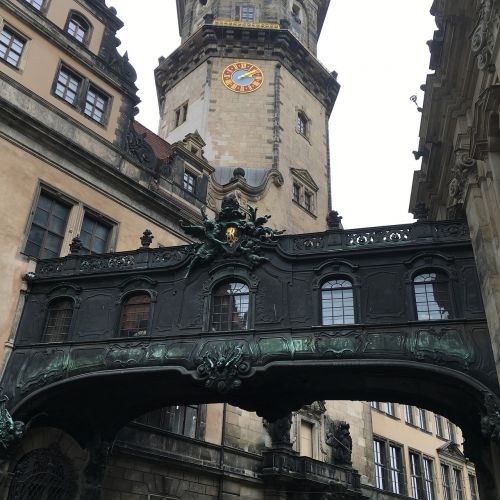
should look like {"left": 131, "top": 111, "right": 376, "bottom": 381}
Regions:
{"left": 321, "top": 279, "right": 355, "bottom": 325}
{"left": 211, "top": 282, "right": 249, "bottom": 331}
{"left": 43, "top": 299, "right": 74, "bottom": 343}
{"left": 413, "top": 272, "right": 451, "bottom": 320}
{"left": 119, "top": 294, "right": 151, "bottom": 337}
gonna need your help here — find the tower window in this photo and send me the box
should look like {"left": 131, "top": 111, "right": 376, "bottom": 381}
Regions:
{"left": 84, "top": 86, "right": 108, "bottom": 124}
{"left": 174, "top": 102, "right": 188, "bottom": 128}
{"left": 297, "top": 112, "right": 308, "bottom": 136}
{"left": 413, "top": 272, "right": 452, "bottom": 320}
{"left": 183, "top": 171, "right": 197, "bottom": 194}
{"left": 0, "top": 27, "right": 26, "bottom": 69}
{"left": 25, "top": 191, "right": 71, "bottom": 259}
{"left": 66, "top": 13, "right": 91, "bottom": 44}
{"left": 211, "top": 282, "right": 249, "bottom": 331}
{"left": 119, "top": 293, "right": 151, "bottom": 337}
{"left": 43, "top": 298, "right": 74, "bottom": 343}
{"left": 55, "top": 66, "right": 82, "bottom": 105}
{"left": 321, "top": 279, "right": 355, "bottom": 325}
{"left": 235, "top": 4, "right": 255, "bottom": 22}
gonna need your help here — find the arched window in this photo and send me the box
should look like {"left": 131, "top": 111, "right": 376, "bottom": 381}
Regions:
{"left": 65, "top": 13, "right": 91, "bottom": 44}
{"left": 119, "top": 293, "right": 151, "bottom": 337}
{"left": 321, "top": 279, "right": 355, "bottom": 325}
{"left": 8, "top": 447, "right": 77, "bottom": 500}
{"left": 43, "top": 298, "right": 74, "bottom": 343}
{"left": 211, "top": 282, "right": 249, "bottom": 331}
{"left": 297, "top": 112, "right": 308, "bottom": 137}
{"left": 413, "top": 272, "right": 452, "bottom": 320}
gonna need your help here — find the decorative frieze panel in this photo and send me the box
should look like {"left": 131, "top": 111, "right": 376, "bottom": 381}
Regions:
{"left": 471, "top": 0, "right": 500, "bottom": 72}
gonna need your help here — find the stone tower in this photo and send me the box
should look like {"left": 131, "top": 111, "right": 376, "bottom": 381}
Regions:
{"left": 156, "top": 0, "right": 339, "bottom": 234}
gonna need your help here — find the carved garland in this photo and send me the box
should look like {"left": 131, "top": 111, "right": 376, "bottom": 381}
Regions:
{"left": 471, "top": 0, "right": 500, "bottom": 72}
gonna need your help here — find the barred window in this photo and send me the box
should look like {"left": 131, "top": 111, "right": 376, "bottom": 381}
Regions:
{"left": 119, "top": 293, "right": 151, "bottom": 337}
{"left": 0, "top": 27, "right": 26, "bottom": 68}
{"left": 413, "top": 272, "right": 452, "bottom": 320}
{"left": 84, "top": 86, "right": 108, "bottom": 124}
{"left": 55, "top": 66, "right": 81, "bottom": 105}
{"left": 321, "top": 279, "right": 355, "bottom": 325}
{"left": 211, "top": 282, "right": 249, "bottom": 331}
{"left": 43, "top": 298, "right": 74, "bottom": 343}
{"left": 66, "top": 14, "right": 91, "bottom": 44}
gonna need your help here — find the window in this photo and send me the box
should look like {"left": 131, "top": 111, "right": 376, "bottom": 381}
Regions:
{"left": 410, "top": 452, "right": 423, "bottom": 499}
{"left": 446, "top": 419, "right": 456, "bottom": 443}
{"left": 53, "top": 64, "right": 110, "bottom": 125}
{"left": 304, "top": 191, "right": 313, "bottom": 212}
{"left": 297, "top": 112, "right": 308, "bottom": 136}
{"left": 422, "top": 458, "right": 435, "bottom": 500}
{"left": 373, "top": 439, "right": 405, "bottom": 494}
{"left": 66, "top": 13, "right": 90, "bottom": 44}
{"left": 413, "top": 272, "right": 452, "bottom": 320}
{"left": 174, "top": 102, "right": 188, "bottom": 128}
{"left": 119, "top": 293, "right": 151, "bottom": 337}
{"left": 300, "top": 420, "right": 314, "bottom": 458}
{"left": 293, "top": 183, "right": 300, "bottom": 203}
{"left": 235, "top": 4, "right": 255, "bottom": 22}
{"left": 136, "top": 405, "right": 201, "bottom": 439}
{"left": 404, "top": 405, "right": 415, "bottom": 425}
{"left": 469, "top": 475, "right": 478, "bottom": 500}
{"left": 24, "top": 0, "right": 43, "bottom": 10}
{"left": 371, "top": 401, "right": 381, "bottom": 410}
{"left": 211, "top": 282, "right": 249, "bottom": 331}
{"left": 321, "top": 279, "right": 355, "bottom": 325}
{"left": 0, "top": 27, "right": 26, "bottom": 69}
{"left": 80, "top": 214, "right": 110, "bottom": 254}
{"left": 441, "top": 464, "right": 451, "bottom": 500}
{"left": 43, "top": 298, "right": 73, "bottom": 343}
{"left": 435, "top": 415, "right": 445, "bottom": 438}
{"left": 55, "top": 66, "right": 82, "bottom": 105}
{"left": 417, "top": 408, "right": 428, "bottom": 431}
{"left": 183, "top": 171, "right": 197, "bottom": 194}
{"left": 452, "top": 469, "right": 464, "bottom": 500}
{"left": 25, "top": 192, "right": 71, "bottom": 259}
{"left": 84, "top": 86, "right": 108, "bottom": 124}
{"left": 386, "top": 402, "right": 396, "bottom": 417}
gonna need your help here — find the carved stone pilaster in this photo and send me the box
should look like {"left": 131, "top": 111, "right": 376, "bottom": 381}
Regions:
{"left": 447, "top": 151, "right": 478, "bottom": 218}
{"left": 471, "top": 0, "right": 500, "bottom": 72}
{"left": 471, "top": 84, "right": 500, "bottom": 160}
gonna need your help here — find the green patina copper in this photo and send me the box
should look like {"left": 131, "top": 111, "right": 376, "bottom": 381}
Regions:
{"left": 0, "top": 391, "right": 25, "bottom": 451}
{"left": 180, "top": 195, "right": 285, "bottom": 276}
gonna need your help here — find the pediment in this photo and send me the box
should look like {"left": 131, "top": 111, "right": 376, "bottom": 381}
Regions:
{"left": 438, "top": 441, "right": 465, "bottom": 460}
{"left": 290, "top": 168, "right": 319, "bottom": 191}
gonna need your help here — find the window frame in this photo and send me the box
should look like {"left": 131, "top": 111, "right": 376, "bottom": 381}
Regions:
{"left": 80, "top": 211, "right": 114, "bottom": 255}
{"left": 118, "top": 291, "right": 153, "bottom": 338}
{"left": 320, "top": 277, "right": 356, "bottom": 326}
{"left": 373, "top": 437, "right": 406, "bottom": 495}
{"left": 64, "top": 11, "right": 93, "bottom": 46}
{"left": 42, "top": 296, "right": 75, "bottom": 343}
{"left": 0, "top": 24, "right": 28, "bottom": 71}
{"left": 296, "top": 111, "right": 309, "bottom": 138}
{"left": 416, "top": 408, "right": 429, "bottom": 432}
{"left": 210, "top": 281, "right": 251, "bottom": 332}
{"left": 52, "top": 61, "right": 112, "bottom": 127}
{"left": 183, "top": 169, "right": 197, "bottom": 194}
{"left": 174, "top": 101, "right": 189, "bottom": 129}
{"left": 412, "top": 270, "right": 453, "bottom": 321}
{"left": 441, "top": 463, "right": 452, "bottom": 500}
{"left": 404, "top": 405, "right": 415, "bottom": 426}
{"left": 22, "top": 0, "right": 47, "bottom": 12}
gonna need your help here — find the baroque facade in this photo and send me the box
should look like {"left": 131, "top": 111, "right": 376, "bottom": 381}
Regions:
{"left": 0, "top": 0, "right": 498, "bottom": 499}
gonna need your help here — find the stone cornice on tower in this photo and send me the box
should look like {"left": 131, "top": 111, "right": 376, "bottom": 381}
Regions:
{"left": 155, "top": 24, "right": 340, "bottom": 116}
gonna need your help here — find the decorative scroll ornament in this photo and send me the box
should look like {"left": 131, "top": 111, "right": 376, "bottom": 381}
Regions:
{"left": 195, "top": 344, "right": 252, "bottom": 393}
{"left": 0, "top": 392, "right": 26, "bottom": 451}
{"left": 126, "top": 126, "right": 156, "bottom": 170}
{"left": 481, "top": 393, "right": 500, "bottom": 442}
{"left": 181, "top": 195, "right": 285, "bottom": 276}
{"left": 471, "top": 0, "right": 500, "bottom": 72}
{"left": 448, "top": 151, "right": 478, "bottom": 217}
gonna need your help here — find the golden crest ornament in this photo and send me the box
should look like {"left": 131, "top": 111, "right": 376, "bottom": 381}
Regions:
{"left": 226, "top": 226, "right": 239, "bottom": 246}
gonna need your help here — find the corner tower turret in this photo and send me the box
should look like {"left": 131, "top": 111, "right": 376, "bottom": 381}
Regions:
{"left": 159, "top": 0, "right": 339, "bottom": 234}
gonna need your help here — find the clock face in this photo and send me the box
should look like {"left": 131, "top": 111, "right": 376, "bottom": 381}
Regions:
{"left": 222, "top": 62, "right": 264, "bottom": 94}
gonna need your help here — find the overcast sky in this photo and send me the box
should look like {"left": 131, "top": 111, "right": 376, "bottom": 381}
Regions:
{"left": 111, "top": 1, "right": 436, "bottom": 229}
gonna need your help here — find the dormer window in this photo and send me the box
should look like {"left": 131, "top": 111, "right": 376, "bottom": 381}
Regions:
{"left": 183, "top": 170, "right": 197, "bottom": 194}
{"left": 66, "top": 13, "right": 91, "bottom": 45}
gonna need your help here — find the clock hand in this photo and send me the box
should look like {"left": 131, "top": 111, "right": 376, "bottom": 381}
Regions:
{"left": 238, "top": 69, "right": 259, "bottom": 79}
